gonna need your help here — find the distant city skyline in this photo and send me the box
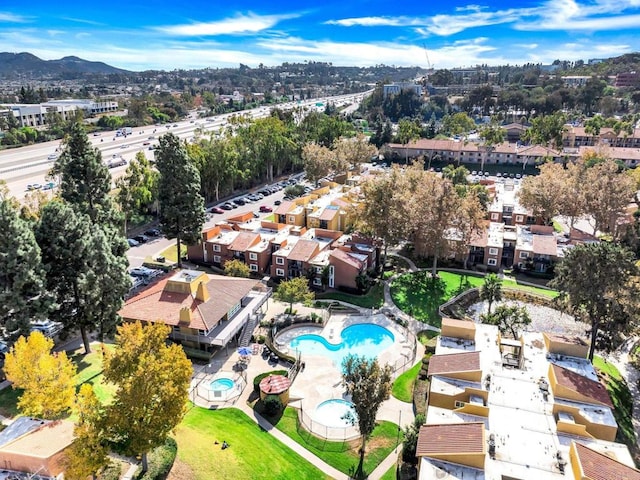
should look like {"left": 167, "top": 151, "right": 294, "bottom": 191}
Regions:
{"left": 1, "top": 0, "right": 639, "bottom": 71}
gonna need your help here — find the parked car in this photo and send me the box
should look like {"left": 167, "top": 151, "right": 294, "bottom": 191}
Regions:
{"left": 209, "top": 207, "right": 225, "bottom": 214}
{"left": 144, "top": 228, "right": 161, "bottom": 237}
{"left": 47, "top": 153, "right": 58, "bottom": 161}
{"left": 225, "top": 202, "right": 238, "bottom": 209}
{"left": 129, "top": 266, "right": 159, "bottom": 278}
{"left": 259, "top": 205, "right": 273, "bottom": 213}
{"left": 129, "top": 275, "right": 145, "bottom": 290}
{"left": 26, "top": 183, "right": 42, "bottom": 191}
{"left": 134, "top": 234, "right": 149, "bottom": 243}
{"left": 30, "top": 320, "right": 63, "bottom": 338}
{"left": 234, "top": 198, "right": 246, "bottom": 205}
{"left": 220, "top": 204, "right": 232, "bottom": 211}
{"left": 127, "top": 238, "right": 140, "bottom": 247}
{"left": 252, "top": 212, "right": 260, "bottom": 218}
{"left": 42, "top": 181, "right": 57, "bottom": 190}
{"left": 274, "top": 200, "right": 282, "bottom": 206}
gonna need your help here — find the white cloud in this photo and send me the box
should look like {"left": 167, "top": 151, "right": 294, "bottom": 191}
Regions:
{"left": 0, "top": 12, "right": 29, "bottom": 23}
{"left": 325, "top": 16, "right": 409, "bottom": 27}
{"left": 60, "top": 17, "right": 105, "bottom": 26}
{"left": 156, "top": 12, "right": 299, "bottom": 36}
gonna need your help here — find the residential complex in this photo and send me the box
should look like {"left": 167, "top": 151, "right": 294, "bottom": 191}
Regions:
{"left": 417, "top": 318, "right": 640, "bottom": 479}
{"left": 187, "top": 184, "right": 378, "bottom": 292}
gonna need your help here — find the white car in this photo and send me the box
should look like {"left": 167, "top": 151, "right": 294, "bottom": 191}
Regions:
{"left": 47, "top": 153, "right": 58, "bottom": 161}
{"left": 30, "top": 320, "right": 63, "bottom": 338}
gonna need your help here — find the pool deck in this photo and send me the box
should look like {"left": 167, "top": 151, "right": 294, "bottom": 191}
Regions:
{"left": 189, "top": 301, "right": 422, "bottom": 479}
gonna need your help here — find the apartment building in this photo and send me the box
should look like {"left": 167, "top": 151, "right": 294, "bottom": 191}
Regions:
{"left": 563, "top": 125, "right": 640, "bottom": 149}
{"left": 416, "top": 318, "right": 640, "bottom": 479}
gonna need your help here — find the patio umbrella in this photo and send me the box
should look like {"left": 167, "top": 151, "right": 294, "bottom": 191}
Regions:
{"left": 237, "top": 346, "right": 253, "bottom": 356}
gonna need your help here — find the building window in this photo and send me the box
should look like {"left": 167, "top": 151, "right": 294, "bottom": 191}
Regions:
{"left": 250, "top": 264, "right": 258, "bottom": 272}
{"left": 289, "top": 216, "right": 295, "bottom": 223}
{"left": 276, "top": 257, "right": 284, "bottom": 265}
{"left": 249, "top": 252, "right": 257, "bottom": 261}
{"left": 313, "top": 278, "right": 322, "bottom": 286}
{"left": 519, "top": 252, "right": 529, "bottom": 259}
{"left": 276, "top": 268, "right": 285, "bottom": 277}
{"left": 213, "top": 244, "right": 221, "bottom": 252}
{"left": 213, "top": 255, "right": 221, "bottom": 263}
{"left": 491, "top": 213, "right": 499, "bottom": 220}
{"left": 489, "top": 248, "right": 498, "bottom": 256}
{"left": 516, "top": 215, "right": 523, "bottom": 223}
{"left": 488, "top": 258, "right": 497, "bottom": 266}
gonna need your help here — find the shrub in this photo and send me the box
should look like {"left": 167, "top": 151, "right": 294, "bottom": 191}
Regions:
{"left": 255, "top": 335, "right": 266, "bottom": 344}
{"left": 253, "top": 370, "right": 288, "bottom": 392}
{"left": 99, "top": 462, "right": 122, "bottom": 480}
{"left": 264, "top": 394, "right": 283, "bottom": 416}
{"left": 136, "top": 437, "right": 177, "bottom": 480}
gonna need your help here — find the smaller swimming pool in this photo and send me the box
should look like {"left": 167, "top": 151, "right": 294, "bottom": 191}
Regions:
{"left": 314, "top": 399, "right": 357, "bottom": 428}
{"left": 210, "top": 377, "right": 235, "bottom": 392}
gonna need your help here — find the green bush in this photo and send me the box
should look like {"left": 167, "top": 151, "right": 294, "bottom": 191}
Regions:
{"left": 264, "top": 394, "right": 283, "bottom": 416}
{"left": 98, "top": 462, "right": 122, "bottom": 480}
{"left": 253, "top": 370, "right": 288, "bottom": 392}
{"left": 136, "top": 437, "right": 178, "bottom": 480}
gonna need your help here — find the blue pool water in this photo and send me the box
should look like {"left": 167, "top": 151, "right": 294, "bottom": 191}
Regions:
{"left": 210, "top": 377, "right": 235, "bottom": 392}
{"left": 315, "top": 399, "right": 357, "bottom": 428}
{"left": 288, "top": 323, "right": 395, "bottom": 365}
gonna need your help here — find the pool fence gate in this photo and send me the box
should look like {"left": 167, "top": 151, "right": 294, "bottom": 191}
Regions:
{"left": 296, "top": 405, "right": 360, "bottom": 450}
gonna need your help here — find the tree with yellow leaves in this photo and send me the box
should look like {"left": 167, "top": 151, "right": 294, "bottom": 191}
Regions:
{"left": 4, "top": 331, "right": 76, "bottom": 419}
{"left": 103, "top": 322, "right": 192, "bottom": 473}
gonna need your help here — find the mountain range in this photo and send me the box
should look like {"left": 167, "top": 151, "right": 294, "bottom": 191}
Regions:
{"left": 0, "top": 52, "right": 129, "bottom": 78}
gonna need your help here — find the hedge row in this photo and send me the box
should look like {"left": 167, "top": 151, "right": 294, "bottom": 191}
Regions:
{"left": 136, "top": 437, "right": 178, "bottom": 480}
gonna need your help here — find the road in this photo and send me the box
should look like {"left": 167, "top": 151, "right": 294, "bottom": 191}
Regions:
{"left": 0, "top": 91, "right": 371, "bottom": 200}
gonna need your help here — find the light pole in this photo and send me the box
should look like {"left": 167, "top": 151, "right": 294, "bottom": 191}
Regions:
{"left": 396, "top": 410, "right": 402, "bottom": 453}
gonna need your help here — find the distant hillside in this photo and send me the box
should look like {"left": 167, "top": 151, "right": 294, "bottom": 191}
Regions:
{"left": 0, "top": 52, "right": 129, "bottom": 78}
{"left": 559, "top": 52, "right": 640, "bottom": 77}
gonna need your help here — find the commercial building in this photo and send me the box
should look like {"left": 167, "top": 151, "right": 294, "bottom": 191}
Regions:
{"left": 3, "top": 99, "right": 118, "bottom": 127}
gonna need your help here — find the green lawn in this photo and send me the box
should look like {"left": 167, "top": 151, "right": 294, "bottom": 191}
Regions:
{"left": 0, "top": 343, "right": 116, "bottom": 419}
{"left": 593, "top": 356, "right": 636, "bottom": 448}
{"left": 275, "top": 407, "right": 401, "bottom": 477}
{"left": 390, "top": 271, "right": 557, "bottom": 327}
{"left": 317, "top": 283, "right": 385, "bottom": 309}
{"left": 380, "top": 464, "right": 397, "bottom": 480}
{"left": 159, "top": 243, "right": 187, "bottom": 263}
{"left": 392, "top": 362, "right": 421, "bottom": 403}
{"left": 171, "top": 407, "right": 330, "bottom": 480}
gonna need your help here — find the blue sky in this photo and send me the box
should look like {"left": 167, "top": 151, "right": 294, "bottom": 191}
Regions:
{"left": 1, "top": 0, "right": 639, "bottom": 71}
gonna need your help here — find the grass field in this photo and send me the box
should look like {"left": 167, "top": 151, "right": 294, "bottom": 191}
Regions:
{"left": 317, "top": 283, "right": 385, "bottom": 309}
{"left": 390, "top": 271, "right": 557, "bottom": 327}
{"left": 380, "top": 464, "right": 398, "bottom": 480}
{"left": 593, "top": 356, "right": 636, "bottom": 448}
{"left": 159, "top": 243, "right": 187, "bottom": 263}
{"left": 391, "top": 362, "right": 421, "bottom": 403}
{"left": 0, "top": 342, "right": 116, "bottom": 419}
{"left": 275, "top": 408, "right": 401, "bottom": 477}
{"left": 169, "top": 407, "right": 330, "bottom": 480}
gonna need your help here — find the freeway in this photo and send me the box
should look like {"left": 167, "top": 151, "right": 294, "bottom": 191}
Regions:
{"left": 0, "top": 91, "right": 371, "bottom": 200}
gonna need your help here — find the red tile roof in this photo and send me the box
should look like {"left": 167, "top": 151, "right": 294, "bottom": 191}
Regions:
{"left": 228, "top": 232, "right": 260, "bottom": 252}
{"left": 552, "top": 364, "right": 613, "bottom": 407}
{"left": 119, "top": 274, "right": 259, "bottom": 331}
{"left": 318, "top": 207, "right": 339, "bottom": 221}
{"left": 330, "top": 248, "right": 364, "bottom": 271}
{"left": 427, "top": 352, "right": 481, "bottom": 377}
{"left": 532, "top": 234, "right": 557, "bottom": 256}
{"left": 274, "top": 201, "right": 295, "bottom": 215}
{"left": 287, "top": 239, "right": 319, "bottom": 262}
{"left": 573, "top": 442, "right": 640, "bottom": 480}
{"left": 416, "top": 423, "right": 485, "bottom": 457}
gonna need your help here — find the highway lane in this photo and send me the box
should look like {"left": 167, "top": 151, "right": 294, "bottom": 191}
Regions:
{"left": 0, "top": 91, "right": 371, "bottom": 200}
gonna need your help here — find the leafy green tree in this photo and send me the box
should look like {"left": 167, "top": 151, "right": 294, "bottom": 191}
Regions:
{"left": 482, "top": 305, "right": 531, "bottom": 339}
{"left": 402, "top": 413, "right": 425, "bottom": 463}
{"left": 441, "top": 112, "right": 475, "bottom": 137}
{"left": 156, "top": 133, "right": 206, "bottom": 268}
{"left": 240, "top": 116, "right": 297, "bottom": 182}
{"left": 273, "top": 277, "right": 314, "bottom": 314}
{"left": 521, "top": 112, "right": 566, "bottom": 150}
{"left": 550, "top": 242, "right": 639, "bottom": 361}
{"left": 341, "top": 355, "right": 393, "bottom": 479}
{"left": 333, "top": 134, "right": 377, "bottom": 172}
{"left": 442, "top": 164, "right": 469, "bottom": 185}
{"left": 480, "top": 273, "right": 503, "bottom": 315}
{"left": 116, "top": 151, "right": 158, "bottom": 232}
{"left": 224, "top": 259, "right": 251, "bottom": 278}
{"left": 397, "top": 118, "right": 421, "bottom": 164}
{"left": 4, "top": 331, "right": 77, "bottom": 419}
{"left": 0, "top": 193, "right": 51, "bottom": 339}
{"left": 103, "top": 322, "right": 192, "bottom": 473}
{"left": 63, "top": 384, "right": 109, "bottom": 480}
{"left": 302, "top": 143, "right": 334, "bottom": 186}
{"left": 195, "top": 135, "right": 239, "bottom": 202}
{"left": 52, "top": 122, "right": 119, "bottom": 227}
{"left": 479, "top": 121, "right": 505, "bottom": 172}
{"left": 36, "top": 201, "right": 130, "bottom": 353}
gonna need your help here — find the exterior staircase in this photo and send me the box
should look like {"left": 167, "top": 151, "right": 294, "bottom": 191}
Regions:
{"left": 238, "top": 314, "right": 260, "bottom": 347}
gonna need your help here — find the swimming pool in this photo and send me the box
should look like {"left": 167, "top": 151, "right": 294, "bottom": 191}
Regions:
{"left": 314, "top": 399, "right": 356, "bottom": 428}
{"left": 210, "top": 377, "right": 235, "bottom": 392}
{"left": 288, "top": 323, "right": 394, "bottom": 365}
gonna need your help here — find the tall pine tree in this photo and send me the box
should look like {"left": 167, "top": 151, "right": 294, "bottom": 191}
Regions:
{"left": 36, "top": 201, "right": 129, "bottom": 354}
{"left": 156, "top": 133, "right": 205, "bottom": 268}
{"left": 0, "top": 192, "right": 51, "bottom": 339}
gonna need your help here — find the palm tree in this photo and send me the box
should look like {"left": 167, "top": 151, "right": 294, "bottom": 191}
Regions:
{"left": 480, "top": 273, "right": 503, "bottom": 315}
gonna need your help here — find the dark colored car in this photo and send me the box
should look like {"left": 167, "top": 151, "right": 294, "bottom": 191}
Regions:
{"left": 134, "top": 234, "right": 149, "bottom": 243}
{"left": 145, "top": 228, "right": 161, "bottom": 237}
{"left": 274, "top": 200, "right": 282, "bottom": 206}
{"left": 220, "top": 204, "right": 232, "bottom": 211}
